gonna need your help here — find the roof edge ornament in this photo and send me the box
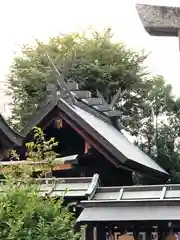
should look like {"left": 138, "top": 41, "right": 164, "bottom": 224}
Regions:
{"left": 35, "top": 38, "right": 77, "bottom": 106}
{"left": 110, "top": 88, "right": 121, "bottom": 109}
{"left": 47, "top": 56, "right": 77, "bottom": 106}
{"left": 96, "top": 89, "right": 107, "bottom": 105}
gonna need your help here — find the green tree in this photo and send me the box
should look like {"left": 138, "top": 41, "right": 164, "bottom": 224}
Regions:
{"left": 6, "top": 28, "right": 180, "bottom": 183}
{"left": 0, "top": 127, "right": 81, "bottom": 240}
{"left": 134, "top": 75, "right": 180, "bottom": 184}
{"left": 7, "top": 28, "right": 148, "bottom": 130}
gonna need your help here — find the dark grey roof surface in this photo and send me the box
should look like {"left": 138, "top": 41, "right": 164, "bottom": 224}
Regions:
{"left": 58, "top": 99, "right": 168, "bottom": 178}
{"left": 75, "top": 106, "right": 165, "bottom": 173}
{"left": 77, "top": 202, "right": 180, "bottom": 222}
{"left": 0, "top": 174, "right": 100, "bottom": 198}
{"left": 90, "top": 184, "right": 180, "bottom": 201}
{"left": 38, "top": 174, "right": 99, "bottom": 198}
{"left": 77, "top": 184, "right": 180, "bottom": 223}
{"left": 136, "top": 4, "right": 180, "bottom": 36}
{"left": 0, "top": 114, "right": 23, "bottom": 147}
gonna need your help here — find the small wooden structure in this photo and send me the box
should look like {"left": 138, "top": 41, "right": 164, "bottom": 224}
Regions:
{"left": 0, "top": 80, "right": 168, "bottom": 186}
{"left": 23, "top": 80, "right": 168, "bottom": 184}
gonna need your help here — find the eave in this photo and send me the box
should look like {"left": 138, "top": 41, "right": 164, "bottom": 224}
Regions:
{"left": 0, "top": 154, "right": 78, "bottom": 173}
{"left": 77, "top": 183, "right": 180, "bottom": 224}
{"left": 0, "top": 174, "right": 100, "bottom": 199}
{"left": 0, "top": 115, "right": 23, "bottom": 149}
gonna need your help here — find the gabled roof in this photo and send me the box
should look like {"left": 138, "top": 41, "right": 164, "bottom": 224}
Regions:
{"left": 58, "top": 99, "right": 168, "bottom": 178}
{"left": 20, "top": 80, "right": 168, "bottom": 179}
{"left": 21, "top": 80, "right": 119, "bottom": 136}
{"left": 0, "top": 114, "right": 23, "bottom": 148}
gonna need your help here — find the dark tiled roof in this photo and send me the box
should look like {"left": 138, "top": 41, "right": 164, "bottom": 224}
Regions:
{"left": 77, "top": 201, "right": 180, "bottom": 223}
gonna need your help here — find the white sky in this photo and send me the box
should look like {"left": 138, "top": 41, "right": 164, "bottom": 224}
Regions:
{"left": 0, "top": 0, "right": 180, "bottom": 117}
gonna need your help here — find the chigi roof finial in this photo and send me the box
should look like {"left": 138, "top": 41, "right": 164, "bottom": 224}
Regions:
{"left": 35, "top": 38, "right": 77, "bottom": 106}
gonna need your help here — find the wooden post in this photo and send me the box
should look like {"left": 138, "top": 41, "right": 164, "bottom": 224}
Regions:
{"left": 93, "top": 226, "right": 97, "bottom": 240}
{"left": 96, "top": 224, "right": 106, "bottom": 240}
{"left": 146, "top": 231, "right": 152, "bottom": 240}
{"left": 133, "top": 228, "right": 139, "bottom": 240}
{"left": 159, "top": 227, "right": 166, "bottom": 240}
{"left": 85, "top": 225, "right": 94, "bottom": 240}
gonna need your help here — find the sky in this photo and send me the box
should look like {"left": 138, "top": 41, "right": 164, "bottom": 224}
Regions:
{"left": 1, "top": 0, "right": 180, "bottom": 117}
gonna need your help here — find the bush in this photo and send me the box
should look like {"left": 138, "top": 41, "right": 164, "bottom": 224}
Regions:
{"left": 0, "top": 127, "right": 82, "bottom": 239}
{"left": 0, "top": 183, "right": 81, "bottom": 240}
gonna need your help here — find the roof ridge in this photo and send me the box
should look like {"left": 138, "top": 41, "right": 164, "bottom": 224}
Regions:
{"left": 19, "top": 77, "right": 124, "bottom": 137}
{"left": 65, "top": 80, "right": 123, "bottom": 128}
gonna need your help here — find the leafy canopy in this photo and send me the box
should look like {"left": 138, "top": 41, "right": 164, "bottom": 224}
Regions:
{"left": 7, "top": 28, "right": 148, "bottom": 129}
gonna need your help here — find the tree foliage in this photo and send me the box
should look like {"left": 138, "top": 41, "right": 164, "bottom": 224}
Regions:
{"left": 7, "top": 28, "right": 148, "bottom": 129}
{"left": 134, "top": 76, "right": 180, "bottom": 184}
{"left": 0, "top": 186, "right": 80, "bottom": 240}
{"left": 0, "top": 128, "right": 81, "bottom": 240}
{"left": 6, "top": 28, "right": 180, "bottom": 183}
